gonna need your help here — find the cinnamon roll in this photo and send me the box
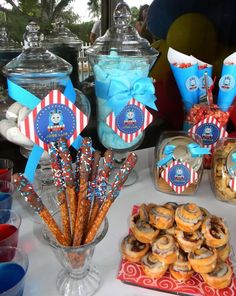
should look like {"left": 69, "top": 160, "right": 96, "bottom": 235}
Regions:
{"left": 188, "top": 246, "right": 217, "bottom": 274}
{"left": 201, "top": 261, "right": 232, "bottom": 289}
{"left": 216, "top": 242, "right": 231, "bottom": 262}
{"left": 163, "top": 202, "right": 179, "bottom": 212}
{"left": 130, "top": 214, "right": 159, "bottom": 244}
{"left": 138, "top": 203, "right": 150, "bottom": 222}
{"left": 175, "top": 229, "right": 203, "bottom": 253}
{"left": 169, "top": 250, "right": 194, "bottom": 282}
{"left": 141, "top": 252, "right": 169, "bottom": 279}
{"left": 201, "top": 216, "right": 229, "bottom": 248}
{"left": 175, "top": 203, "right": 203, "bottom": 232}
{"left": 121, "top": 234, "right": 149, "bottom": 263}
{"left": 149, "top": 205, "right": 175, "bottom": 230}
{"left": 152, "top": 234, "right": 179, "bottom": 264}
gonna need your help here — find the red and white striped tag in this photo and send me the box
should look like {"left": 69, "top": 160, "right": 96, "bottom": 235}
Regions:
{"left": 19, "top": 90, "right": 88, "bottom": 151}
{"left": 229, "top": 178, "right": 236, "bottom": 191}
{"left": 188, "top": 116, "right": 228, "bottom": 149}
{"left": 106, "top": 98, "right": 153, "bottom": 143}
{"left": 161, "top": 161, "right": 198, "bottom": 194}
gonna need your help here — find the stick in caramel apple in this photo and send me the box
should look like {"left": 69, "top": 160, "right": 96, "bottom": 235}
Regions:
{"left": 73, "top": 137, "right": 93, "bottom": 246}
{"left": 57, "top": 137, "right": 77, "bottom": 237}
{"left": 13, "top": 173, "right": 69, "bottom": 246}
{"left": 87, "top": 149, "right": 114, "bottom": 232}
{"left": 48, "top": 142, "right": 71, "bottom": 245}
{"left": 84, "top": 152, "right": 137, "bottom": 244}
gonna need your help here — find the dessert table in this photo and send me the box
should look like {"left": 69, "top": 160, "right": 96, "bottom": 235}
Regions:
{"left": 13, "top": 147, "right": 236, "bottom": 296}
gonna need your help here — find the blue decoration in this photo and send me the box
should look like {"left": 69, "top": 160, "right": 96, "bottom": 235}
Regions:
{"left": 195, "top": 123, "right": 220, "bottom": 146}
{"left": 0, "top": 262, "right": 25, "bottom": 294}
{"left": 7, "top": 79, "right": 81, "bottom": 183}
{"left": 157, "top": 145, "right": 176, "bottom": 167}
{"left": 187, "top": 143, "right": 211, "bottom": 157}
{"left": 168, "top": 163, "right": 190, "bottom": 187}
{"left": 95, "top": 76, "right": 157, "bottom": 116}
{"left": 116, "top": 104, "right": 144, "bottom": 134}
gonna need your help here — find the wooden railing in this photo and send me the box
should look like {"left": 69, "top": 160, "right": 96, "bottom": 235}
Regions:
{"left": 78, "top": 42, "right": 92, "bottom": 82}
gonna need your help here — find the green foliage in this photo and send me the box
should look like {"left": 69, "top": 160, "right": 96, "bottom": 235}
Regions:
{"left": 68, "top": 21, "right": 94, "bottom": 43}
{"left": 130, "top": 6, "right": 139, "bottom": 26}
{"left": 87, "top": 0, "right": 101, "bottom": 18}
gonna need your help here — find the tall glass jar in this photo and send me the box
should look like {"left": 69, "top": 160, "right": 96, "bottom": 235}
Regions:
{"left": 1, "top": 21, "right": 90, "bottom": 185}
{"left": 43, "top": 20, "right": 82, "bottom": 87}
{"left": 87, "top": 2, "right": 158, "bottom": 184}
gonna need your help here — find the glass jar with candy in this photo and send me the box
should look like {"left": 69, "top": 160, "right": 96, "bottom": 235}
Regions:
{"left": 87, "top": 1, "right": 159, "bottom": 185}
{"left": 154, "top": 131, "right": 208, "bottom": 195}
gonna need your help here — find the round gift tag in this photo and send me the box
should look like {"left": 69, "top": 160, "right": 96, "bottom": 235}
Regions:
{"left": 159, "top": 136, "right": 202, "bottom": 171}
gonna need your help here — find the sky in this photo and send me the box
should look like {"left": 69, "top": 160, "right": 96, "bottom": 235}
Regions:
{"left": 70, "top": 0, "right": 154, "bottom": 22}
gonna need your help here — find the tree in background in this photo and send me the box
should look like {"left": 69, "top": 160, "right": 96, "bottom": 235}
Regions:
{"left": 87, "top": 0, "right": 101, "bottom": 18}
{"left": 0, "top": 0, "right": 79, "bottom": 42}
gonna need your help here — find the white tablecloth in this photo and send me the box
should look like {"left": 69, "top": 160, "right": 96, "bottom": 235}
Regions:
{"left": 14, "top": 147, "right": 236, "bottom": 296}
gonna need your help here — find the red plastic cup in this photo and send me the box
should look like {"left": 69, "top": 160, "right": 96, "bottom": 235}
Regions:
{"left": 0, "top": 159, "right": 14, "bottom": 182}
{"left": 0, "top": 210, "right": 21, "bottom": 250}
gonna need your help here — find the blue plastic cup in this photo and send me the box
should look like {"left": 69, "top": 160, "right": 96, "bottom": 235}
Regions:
{"left": 0, "top": 181, "right": 14, "bottom": 213}
{"left": 0, "top": 246, "right": 28, "bottom": 296}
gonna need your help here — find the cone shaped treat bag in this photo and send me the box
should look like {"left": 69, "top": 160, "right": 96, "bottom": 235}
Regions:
{"left": 218, "top": 52, "right": 236, "bottom": 111}
{"left": 168, "top": 48, "right": 199, "bottom": 112}
{"left": 191, "top": 57, "right": 213, "bottom": 102}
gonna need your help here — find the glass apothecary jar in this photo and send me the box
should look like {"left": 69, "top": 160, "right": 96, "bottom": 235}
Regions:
{"left": 43, "top": 20, "right": 82, "bottom": 87}
{"left": 211, "top": 137, "right": 236, "bottom": 204}
{"left": 154, "top": 131, "right": 205, "bottom": 195}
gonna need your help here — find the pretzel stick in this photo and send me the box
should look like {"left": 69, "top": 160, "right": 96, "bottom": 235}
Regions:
{"left": 48, "top": 142, "right": 71, "bottom": 244}
{"left": 87, "top": 149, "right": 114, "bottom": 230}
{"left": 73, "top": 137, "right": 93, "bottom": 246}
{"left": 84, "top": 152, "right": 137, "bottom": 244}
{"left": 83, "top": 150, "right": 101, "bottom": 239}
{"left": 13, "top": 173, "right": 69, "bottom": 246}
{"left": 57, "top": 137, "right": 77, "bottom": 237}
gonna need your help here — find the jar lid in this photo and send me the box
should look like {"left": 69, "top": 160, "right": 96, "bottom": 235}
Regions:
{"left": 3, "top": 21, "right": 72, "bottom": 78}
{"left": 0, "top": 27, "right": 21, "bottom": 52}
{"left": 43, "top": 19, "right": 82, "bottom": 48}
{"left": 159, "top": 135, "right": 203, "bottom": 171}
{"left": 86, "top": 1, "right": 158, "bottom": 58}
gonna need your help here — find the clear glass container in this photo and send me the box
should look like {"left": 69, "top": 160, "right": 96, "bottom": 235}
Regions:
{"left": 42, "top": 209, "right": 108, "bottom": 296}
{"left": 0, "top": 27, "right": 22, "bottom": 124}
{"left": 211, "top": 137, "right": 236, "bottom": 204}
{"left": 87, "top": 1, "right": 158, "bottom": 185}
{"left": 154, "top": 131, "right": 204, "bottom": 195}
{"left": 1, "top": 21, "right": 90, "bottom": 153}
{"left": 43, "top": 19, "right": 82, "bottom": 87}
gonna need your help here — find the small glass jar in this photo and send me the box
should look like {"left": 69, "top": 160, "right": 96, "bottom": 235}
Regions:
{"left": 154, "top": 131, "right": 204, "bottom": 195}
{"left": 43, "top": 20, "right": 82, "bottom": 87}
{"left": 211, "top": 137, "right": 236, "bottom": 204}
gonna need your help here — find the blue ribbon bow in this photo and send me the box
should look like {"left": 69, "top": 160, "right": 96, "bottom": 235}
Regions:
{"left": 157, "top": 145, "right": 176, "bottom": 167}
{"left": 187, "top": 143, "right": 211, "bottom": 158}
{"left": 7, "top": 79, "right": 81, "bottom": 183}
{"left": 95, "top": 76, "right": 157, "bottom": 116}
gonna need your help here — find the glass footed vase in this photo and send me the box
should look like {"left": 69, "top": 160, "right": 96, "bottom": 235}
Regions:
{"left": 42, "top": 210, "right": 109, "bottom": 296}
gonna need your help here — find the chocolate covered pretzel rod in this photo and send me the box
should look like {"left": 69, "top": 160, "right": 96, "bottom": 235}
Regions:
{"left": 48, "top": 142, "right": 71, "bottom": 244}
{"left": 57, "top": 137, "right": 77, "bottom": 236}
{"left": 87, "top": 149, "right": 114, "bottom": 231}
{"left": 83, "top": 150, "right": 101, "bottom": 238}
{"left": 73, "top": 137, "right": 93, "bottom": 246}
{"left": 13, "top": 173, "right": 69, "bottom": 246}
{"left": 84, "top": 152, "right": 137, "bottom": 244}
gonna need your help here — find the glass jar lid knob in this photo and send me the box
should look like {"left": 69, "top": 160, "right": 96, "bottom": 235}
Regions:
{"left": 113, "top": 1, "right": 132, "bottom": 27}
{"left": 24, "top": 21, "right": 42, "bottom": 48}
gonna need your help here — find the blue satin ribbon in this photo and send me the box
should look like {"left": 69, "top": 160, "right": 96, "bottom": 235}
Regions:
{"left": 187, "top": 143, "right": 211, "bottom": 157}
{"left": 7, "top": 79, "right": 81, "bottom": 182}
{"left": 95, "top": 77, "right": 157, "bottom": 116}
{"left": 157, "top": 145, "right": 176, "bottom": 167}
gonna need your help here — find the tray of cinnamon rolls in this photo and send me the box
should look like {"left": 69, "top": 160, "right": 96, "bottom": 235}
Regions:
{"left": 118, "top": 202, "right": 236, "bottom": 295}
